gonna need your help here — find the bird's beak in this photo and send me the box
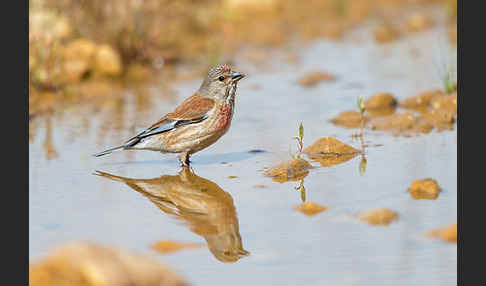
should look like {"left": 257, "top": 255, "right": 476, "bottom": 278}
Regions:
{"left": 231, "top": 71, "right": 245, "bottom": 82}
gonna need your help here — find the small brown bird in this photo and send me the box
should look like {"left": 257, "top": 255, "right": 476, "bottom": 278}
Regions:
{"left": 94, "top": 64, "right": 245, "bottom": 166}
{"left": 94, "top": 167, "right": 249, "bottom": 263}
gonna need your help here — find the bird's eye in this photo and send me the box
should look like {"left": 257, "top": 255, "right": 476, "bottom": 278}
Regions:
{"left": 218, "top": 76, "right": 225, "bottom": 81}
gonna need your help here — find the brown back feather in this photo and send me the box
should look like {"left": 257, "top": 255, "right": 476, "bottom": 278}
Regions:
{"left": 148, "top": 91, "right": 215, "bottom": 130}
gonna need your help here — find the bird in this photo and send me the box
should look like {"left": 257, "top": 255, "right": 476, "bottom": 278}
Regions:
{"left": 93, "top": 64, "right": 245, "bottom": 166}
{"left": 94, "top": 167, "right": 250, "bottom": 263}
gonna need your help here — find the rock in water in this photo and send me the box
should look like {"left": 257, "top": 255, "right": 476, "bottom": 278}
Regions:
{"left": 29, "top": 241, "right": 189, "bottom": 286}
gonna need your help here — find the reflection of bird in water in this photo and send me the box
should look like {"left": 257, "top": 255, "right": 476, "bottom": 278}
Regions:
{"left": 94, "top": 167, "right": 249, "bottom": 263}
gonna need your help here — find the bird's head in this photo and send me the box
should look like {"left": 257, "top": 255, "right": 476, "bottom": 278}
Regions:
{"left": 205, "top": 229, "right": 250, "bottom": 263}
{"left": 200, "top": 64, "right": 245, "bottom": 101}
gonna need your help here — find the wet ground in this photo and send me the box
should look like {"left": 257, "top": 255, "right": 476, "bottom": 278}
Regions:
{"left": 30, "top": 18, "right": 456, "bottom": 286}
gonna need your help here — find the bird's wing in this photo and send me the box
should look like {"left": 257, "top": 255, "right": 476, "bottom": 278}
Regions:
{"left": 125, "top": 92, "right": 215, "bottom": 144}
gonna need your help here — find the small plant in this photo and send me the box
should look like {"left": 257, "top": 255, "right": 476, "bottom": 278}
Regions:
{"left": 359, "top": 155, "right": 367, "bottom": 176}
{"left": 444, "top": 71, "right": 457, "bottom": 94}
{"left": 357, "top": 95, "right": 365, "bottom": 114}
{"left": 291, "top": 122, "right": 304, "bottom": 159}
{"left": 357, "top": 95, "right": 366, "bottom": 137}
{"left": 355, "top": 95, "right": 367, "bottom": 175}
{"left": 294, "top": 179, "right": 306, "bottom": 202}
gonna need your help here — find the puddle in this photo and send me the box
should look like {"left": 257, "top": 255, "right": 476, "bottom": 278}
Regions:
{"left": 30, "top": 18, "right": 456, "bottom": 286}
{"left": 94, "top": 167, "right": 249, "bottom": 263}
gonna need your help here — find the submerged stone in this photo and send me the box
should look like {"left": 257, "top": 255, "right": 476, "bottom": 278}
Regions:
{"left": 298, "top": 71, "right": 336, "bottom": 87}
{"left": 295, "top": 201, "right": 328, "bottom": 216}
{"left": 426, "top": 222, "right": 457, "bottom": 243}
{"left": 304, "top": 137, "right": 361, "bottom": 156}
{"left": 400, "top": 89, "right": 444, "bottom": 109}
{"left": 331, "top": 110, "right": 366, "bottom": 129}
{"left": 430, "top": 92, "right": 457, "bottom": 114}
{"left": 264, "top": 158, "right": 312, "bottom": 183}
{"left": 419, "top": 109, "right": 455, "bottom": 131}
{"left": 304, "top": 137, "right": 361, "bottom": 167}
{"left": 408, "top": 178, "right": 441, "bottom": 200}
{"left": 409, "top": 121, "right": 434, "bottom": 135}
{"left": 356, "top": 208, "right": 399, "bottom": 226}
{"left": 369, "top": 112, "right": 418, "bottom": 133}
{"left": 253, "top": 184, "right": 267, "bottom": 189}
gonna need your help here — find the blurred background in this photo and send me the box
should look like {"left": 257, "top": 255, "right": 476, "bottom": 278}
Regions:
{"left": 29, "top": 0, "right": 456, "bottom": 120}
{"left": 29, "top": 1, "right": 457, "bottom": 286}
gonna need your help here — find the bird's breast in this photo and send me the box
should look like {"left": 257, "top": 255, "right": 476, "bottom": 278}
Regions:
{"left": 213, "top": 103, "right": 234, "bottom": 132}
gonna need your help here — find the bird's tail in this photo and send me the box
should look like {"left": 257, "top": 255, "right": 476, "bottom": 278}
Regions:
{"left": 93, "top": 136, "right": 141, "bottom": 157}
{"left": 93, "top": 170, "right": 130, "bottom": 182}
{"left": 93, "top": 145, "right": 126, "bottom": 157}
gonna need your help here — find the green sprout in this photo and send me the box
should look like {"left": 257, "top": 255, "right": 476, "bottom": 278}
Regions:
{"left": 294, "top": 179, "right": 306, "bottom": 202}
{"left": 444, "top": 72, "right": 457, "bottom": 94}
{"left": 356, "top": 95, "right": 366, "bottom": 137}
{"left": 359, "top": 155, "right": 367, "bottom": 176}
{"left": 357, "top": 95, "right": 365, "bottom": 115}
{"left": 292, "top": 122, "right": 304, "bottom": 158}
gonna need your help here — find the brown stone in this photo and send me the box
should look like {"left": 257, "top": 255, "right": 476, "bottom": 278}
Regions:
{"left": 373, "top": 24, "right": 399, "bottom": 43}
{"left": 408, "top": 178, "right": 441, "bottom": 199}
{"left": 304, "top": 137, "right": 361, "bottom": 167}
{"left": 430, "top": 92, "right": 457, "bottom": 113}
{"left": 295, "top": 201, "right": 328, "bottom": 216}
{"left": 411, "top": 121, "right": 434, "bottom": 135}
{"left": 426, "top": 222, "right": 457, "bottom": 243}
{"left": 298, "top": 71, "right": 336, "bottom": 87}
{"left": 331, "top": 110, "right": 366, "bottom": 129}
{"left": 253, "top": 184, "right": 266, "bottom": 189}
{"left": 63, "top": 39, "right": 97, "bottom": 62}
{"left": 264, "top": 158, "right": 312, "bottom": 183}
{"left": 419, "top": 109, "right": 455, "bottom": 131}
{"left": 94, "top": 44, "right": 123, "bottom": 76}
{"left": 400, "top": 89, "right": 444, "bottom": 109}
{"left": 364, "top": 93, "right": 397, "bottom": 109}
{"left": 61, "top": 60, "right": 90, "bottom": 83}
{"left": 356, "top": 208, "right": 398, "bottom": 226}
{"left": 367, "top": 107, "right": 396, "bottom": 118}
{"left": 304, "top": 137, "right": 361, "bottom": 156}
{"left": 369, "top": 112, "right": 418, "bottom": 133}
{"left": 29, "top": 242, "right": 189, "bottom": 286}
{"left": 406, "top": 13, "right": 433, "bottom": 32}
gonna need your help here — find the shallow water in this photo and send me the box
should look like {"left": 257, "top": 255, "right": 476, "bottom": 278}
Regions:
{"left": 30, "top": 21, "right": 456, "bottom": 285}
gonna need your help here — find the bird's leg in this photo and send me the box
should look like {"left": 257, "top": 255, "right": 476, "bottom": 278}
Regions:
{"left": 178, "top": 152, "right": 191, "bottom": 167}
